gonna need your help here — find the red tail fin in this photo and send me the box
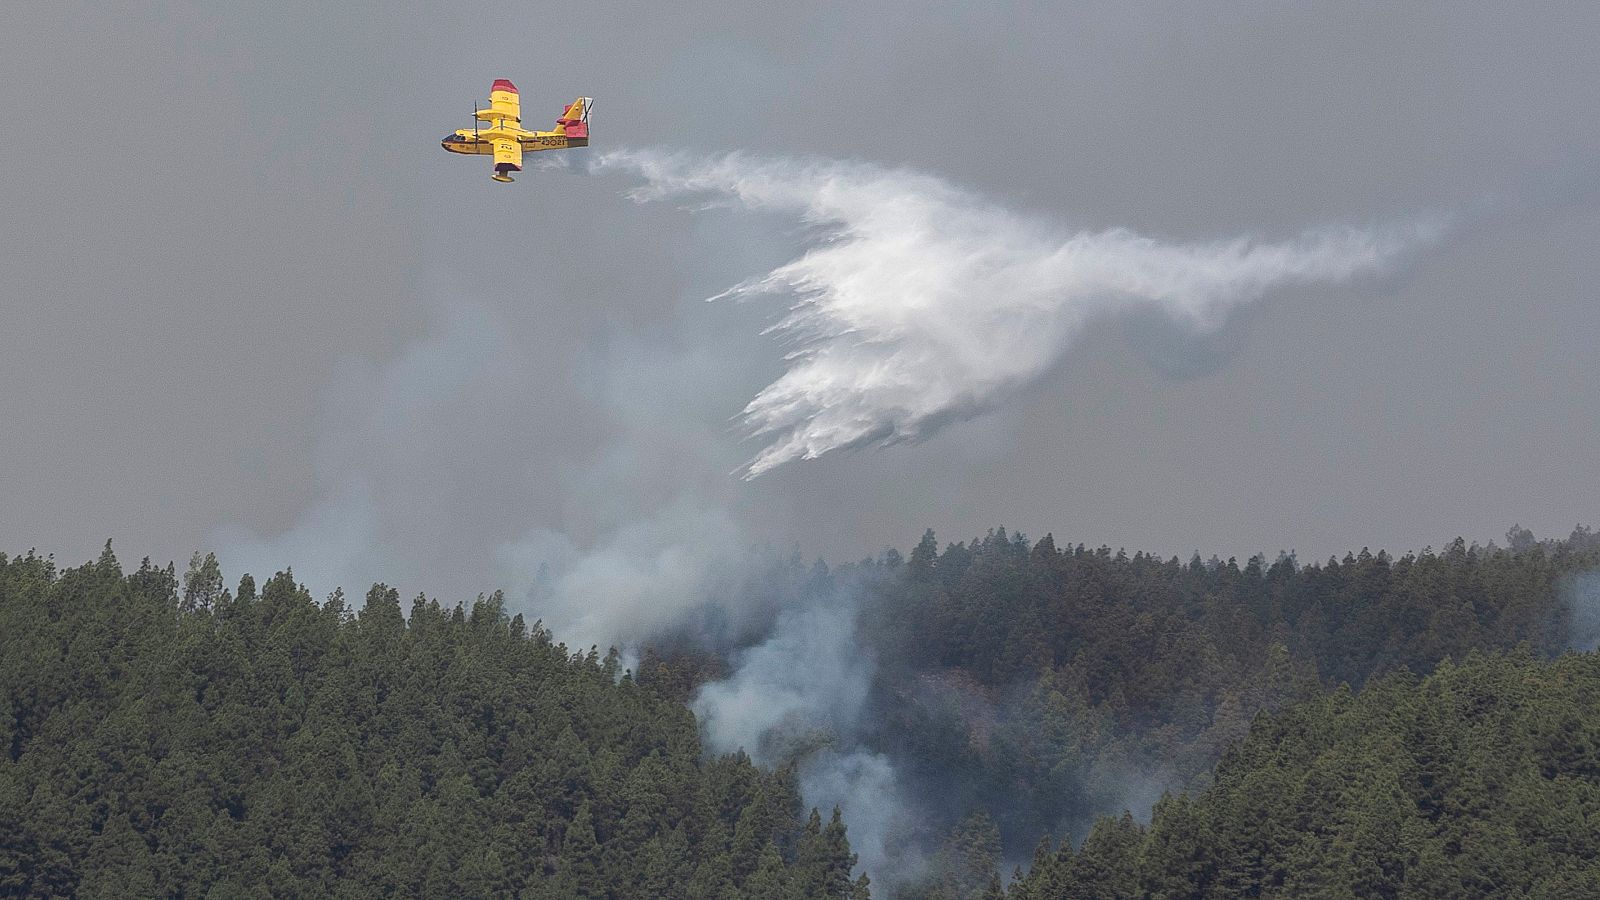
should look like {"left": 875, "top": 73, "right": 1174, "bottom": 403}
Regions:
{"left": 556, "top": 97, "right": 591, "bottom": 139}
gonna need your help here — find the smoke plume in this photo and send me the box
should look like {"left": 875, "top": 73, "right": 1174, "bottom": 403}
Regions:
{"left": 494, "top": 501, "right": 747, "bottom": 653}
{"left": 692, "top": 585, "right": 924, "bottom": 889}
{"left": 1564, "top": 570, "right": 1600, "bottom": 652}
{"left": 596, "top": 149, "right": 1434, "bottom": 477}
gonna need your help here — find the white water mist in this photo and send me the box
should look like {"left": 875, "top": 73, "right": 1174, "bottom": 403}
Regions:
{"left": 597, "top": 149, "right": 1434, "bottom": 477}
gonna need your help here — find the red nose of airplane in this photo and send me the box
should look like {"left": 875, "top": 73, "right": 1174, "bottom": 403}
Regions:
{"left": 491, "top": 78, "right": 517, "bottom": 94}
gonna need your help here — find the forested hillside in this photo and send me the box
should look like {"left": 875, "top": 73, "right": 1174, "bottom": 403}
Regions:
{"left": 1003, "top": 649, "right": 1600, "bottom": 898}
{"left": 0, "top": 547, "right": 865, "bottom": 899}
{"left": 853, "top": 526, "right": 1600, "bottom": 895}
{"left": 4, "top": 526, "right": 1597, "bottom": 898}
{"left": 634, "top": 525, "right": 1600, "bottom": 896}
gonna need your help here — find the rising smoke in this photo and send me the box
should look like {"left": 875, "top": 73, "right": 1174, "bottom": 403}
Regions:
{"left": 495, "top": 501, "right": 747, "bottom": 652}
{"left": 596, "top": 149, "right": 1435, "bottom": 477}
{"left": 691, "top": 581, "right": 926, "bottom": 890}
{"left": 1564, "top": 570, "right": 1600, "bottom": 652}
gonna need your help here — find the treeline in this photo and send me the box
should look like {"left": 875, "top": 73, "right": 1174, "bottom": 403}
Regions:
{"left": 6, "top": 522, "right": 1596, "bottom": 898}
{"left": 1003, "top": 648, "right": 1600, "bottom": 897}
{"left": 850, "top": 525, "right": 1600, "bottom": 894}
{"left": 0, "top": 546, "right": 867, "bottom": 898}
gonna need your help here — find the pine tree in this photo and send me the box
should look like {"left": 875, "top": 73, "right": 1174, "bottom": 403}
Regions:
{"left": 181, "top": 551, "right": 223, "bottom": 613}
{"left": 822, "top": 806, "right": 859, "bottom": 897}
{"left": 745, "top": 841, "right": 795, "bottom": 900}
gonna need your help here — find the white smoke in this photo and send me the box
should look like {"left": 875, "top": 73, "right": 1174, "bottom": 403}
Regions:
{"left": 692, "top": 591, "right": 925, "bottom": 888}
{"left": 1564, "top": 570, "right": 1600, "bottom": 651}
{"left": 597, "top": 149, "right": 1435, "bottom": 477}
{"left": 214, "top": 297, "right": 520, "bottom": 597}
{"left": 494, "top": 501, "right": 747, "bottom": 652}
{"left": 798, "top": 747, "right": 923, "bottom": 890}
{"left": 210, "top": 293, "right": 754, "bottom": 654}
{"left": 694, "top": 600, "right": 872, "bottom": 756}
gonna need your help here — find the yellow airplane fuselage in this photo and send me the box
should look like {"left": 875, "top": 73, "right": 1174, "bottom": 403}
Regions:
{"left": 441, "top": 133, "right": 590, "bottom": 153}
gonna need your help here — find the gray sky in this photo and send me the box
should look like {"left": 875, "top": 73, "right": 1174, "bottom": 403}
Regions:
{"left": 5, "top": 2, "right": 1599, "bottom": 604}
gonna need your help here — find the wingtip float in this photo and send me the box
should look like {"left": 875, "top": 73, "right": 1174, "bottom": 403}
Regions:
{"left": 441, "top": 79, "right": 591, "bottom": 183}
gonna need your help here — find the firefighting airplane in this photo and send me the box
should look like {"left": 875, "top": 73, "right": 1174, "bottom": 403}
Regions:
{"left": 441, "top": 80, "right": 591, "bottom": 182}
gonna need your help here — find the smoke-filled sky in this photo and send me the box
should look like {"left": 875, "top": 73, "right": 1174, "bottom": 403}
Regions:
{"left": 6, "top": 2, "right": 1600, "bottom": 605}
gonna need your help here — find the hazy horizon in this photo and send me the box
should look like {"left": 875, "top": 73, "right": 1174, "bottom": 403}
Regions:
{"left": 5, "top": 3, "right": 1599, "bottom": 608}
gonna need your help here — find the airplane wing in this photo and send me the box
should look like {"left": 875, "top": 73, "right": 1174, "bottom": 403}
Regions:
{"left": 492, "top": 138, "right": 523, "bottom": 179}
{"left": 486, "top": 78, "right": 521, "bottom": 124}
